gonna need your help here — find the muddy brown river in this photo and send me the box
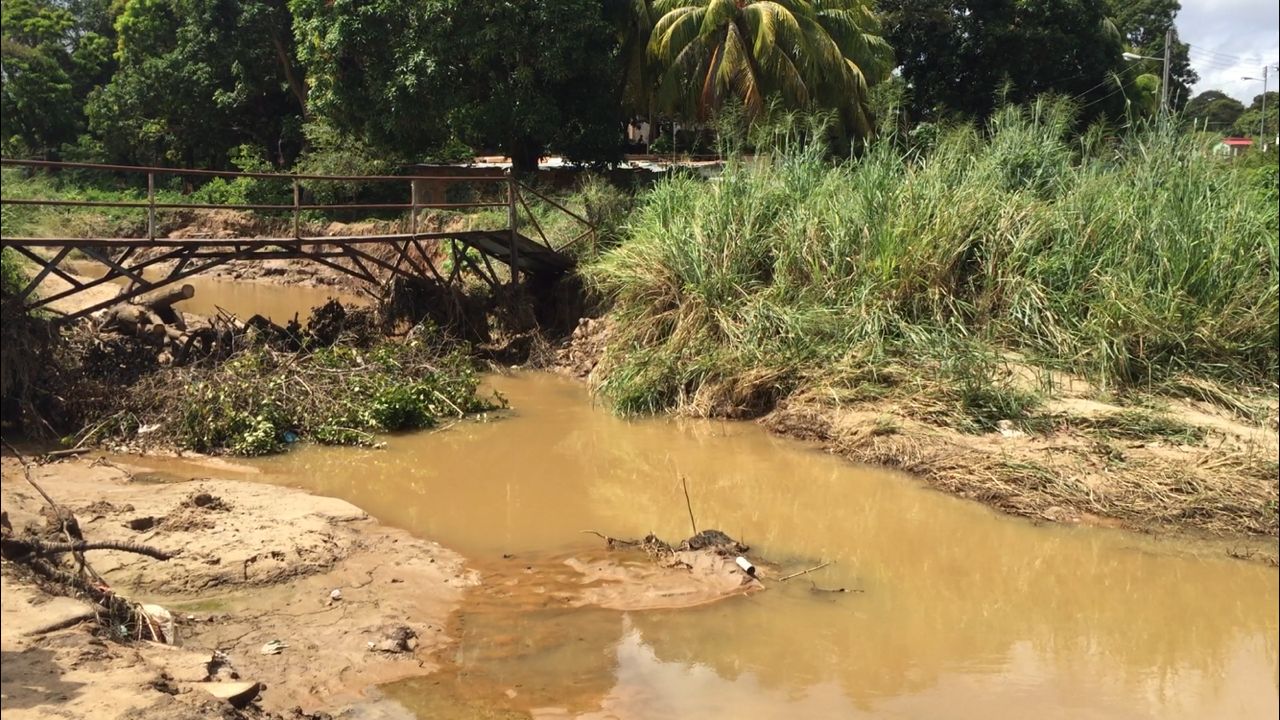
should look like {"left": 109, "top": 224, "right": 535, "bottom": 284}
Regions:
{"left": 63, "top": 260, "right": 363, "bottom": 323}
{"left": 232, "top": 372, "right": 1280, "bottom": 720}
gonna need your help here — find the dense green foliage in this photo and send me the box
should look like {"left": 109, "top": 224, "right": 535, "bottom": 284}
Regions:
{"left": 1185, "top": 90, "right": 1246, "bottom": 132}
{"left": 1106, "top": 0, "right": 1196, "bottom": 109}
{"left": 644, "top": 0, "right": 892, "bottom": 139}
{"left": 87, "top": 0, "right": 304, "bottom": 166}
{"left": 879, "top": 0, "right": 1126, "bottom": 124}
{"left": 586, "top": 102, "right": 1279, "bottom": 419}
{"left": 7, "top": 0, "right": 1246, "bottom": 170}
{"left": 290, "top": 0, "right": 624, "bottom": 171}
{"left": 1, "top": 0, "right": 114, "bottom": 153}
{"left": 174, "top": 334, "right": 496, "bottom": 454}
{"left": 1232, "top": 91, "right": 1279, "bottom": 140}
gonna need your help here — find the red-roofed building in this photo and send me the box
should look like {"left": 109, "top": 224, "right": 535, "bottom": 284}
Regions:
{"left": 1216, "top": 137, "right": 1254, "bottom": 157}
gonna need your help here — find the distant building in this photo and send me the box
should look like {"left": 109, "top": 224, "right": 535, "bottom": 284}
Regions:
{"left": 1215, "top": 137, "right": 1254, "bottom": 157}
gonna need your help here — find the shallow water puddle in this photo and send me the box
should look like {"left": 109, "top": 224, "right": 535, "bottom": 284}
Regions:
{"left": 236, "top": 372, "right": 1278, "bottom": 719}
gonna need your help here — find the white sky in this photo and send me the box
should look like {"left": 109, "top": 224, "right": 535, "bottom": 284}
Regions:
{"left": 1177, "top": 0, "right": 1279, "bottom": 103}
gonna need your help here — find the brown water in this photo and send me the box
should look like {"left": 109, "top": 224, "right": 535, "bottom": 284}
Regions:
{"left": 64, "top": 260, "right": 363, "bottom": 323}
{"left": 232, "top": 372, "right": 1280, "bottom": 720}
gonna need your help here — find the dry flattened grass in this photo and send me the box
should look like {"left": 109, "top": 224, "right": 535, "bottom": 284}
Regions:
{"left": 763, "top": 400, "right": 1279, "bottom": 537}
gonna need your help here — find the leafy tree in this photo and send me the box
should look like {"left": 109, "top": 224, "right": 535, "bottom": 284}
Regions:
{"left": 881, "top": 0, "right": 1126, "bottom": 124}
{"left": 1184, "top": 90, "right": 1245, "bottom": 132}
{"left": 607, "top": 0, "right": 656, "bottom": 119}
{"left": 293, "top": 0, "right": 623, "bottom": 172}
{"left": 437, "top": 0, "right": 625, "bottom": 171}
{"left": 290, "top": 0, "right": 448, "bottom": 161}
{"left": 1106, "top": 0, "right": 1196, "bottom": 110}
{"left": 87, "top": 0, "right": 305, "bottom": 167}
{"left": 1232, "top": 91, "right": 1278, "bottom": 140}
{"left": 1, "top": 0, "right": 114, "bottom": 154}
{"left": 644, "top": 0, "right": 892, "bottom": 139}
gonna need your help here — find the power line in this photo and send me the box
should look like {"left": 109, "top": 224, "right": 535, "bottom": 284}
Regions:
{"left": 1187, "top": 51, "right": 1241, "bottom": 68}
{"left": 1069, "top": 77, "right": 1116, "bottom": 103}
{"left": 1186, "top": 44, "right": 1252, "bottom": 63}
{"left": 1077, "top": 83, "right": 1130, "bottom": 110}
{"left": 1186, "top": 43, "right": 1276, "bottom": 66}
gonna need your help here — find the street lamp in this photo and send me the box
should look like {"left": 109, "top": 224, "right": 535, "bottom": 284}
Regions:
{"left": 1242, "top": 68, "right": 1271, "bottom": 150}
{"left": 1122, "top": 29, "right": 1173, "bottom": 112}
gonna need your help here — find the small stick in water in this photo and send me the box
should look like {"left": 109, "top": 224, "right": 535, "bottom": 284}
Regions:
{"left": 681, "top": 475, "right": 698, "bottom": 536}
{"left": 779, "top": 560, "right": 833, "bottom": 582}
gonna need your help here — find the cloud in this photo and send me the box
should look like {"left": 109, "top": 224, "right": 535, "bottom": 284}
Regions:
{"left": 1177, "top": 0, "right": 1279, "bottom": 102}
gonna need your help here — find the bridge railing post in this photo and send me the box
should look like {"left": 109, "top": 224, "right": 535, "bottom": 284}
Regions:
{"left": 410, "top": 178, "right": 419, "bottom": 237}
{"left": 507, "top": 170, "right": 519, "bottom": 288}
{"left": 146, "top": 172, "right": 156, "bottom": 241}
{"left": 292, "top": 178, "right": 301, "bottom": 240}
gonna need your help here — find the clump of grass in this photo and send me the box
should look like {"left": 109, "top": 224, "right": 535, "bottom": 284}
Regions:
{"left": 1073, "top": 410, "right": 1208, "bottom": 445}
{"left": 1, "top": 247, "right": 25, "bottom": 296}
{"left": 586, "top": 99, "right": 1279, "bottom": 420}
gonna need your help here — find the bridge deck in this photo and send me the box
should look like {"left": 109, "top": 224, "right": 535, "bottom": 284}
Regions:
{"left": 0, "top": 159, "right": 590, "bottom": 321}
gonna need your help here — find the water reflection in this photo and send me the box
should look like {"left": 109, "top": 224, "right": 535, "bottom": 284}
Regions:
{"left": 246, "top": 372, "right": 1278, "bottom": 720}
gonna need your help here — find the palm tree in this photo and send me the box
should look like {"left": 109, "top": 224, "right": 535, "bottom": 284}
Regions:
{"left": 645, "top": 0, "right": 893, "bottom": 138}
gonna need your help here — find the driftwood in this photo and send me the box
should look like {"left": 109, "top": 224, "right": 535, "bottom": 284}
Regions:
{"left": 1, "top": 439, "right": 181, "bottom": 641}
{"left": 136, "top": 283, "right": 194, "bottom": 309}
{"left": 96, "top": 285, "right": 249, "bottom": 366}
{"left": 1, "top": 537, "right": 178, "bottom": 561}
{"left": 136, "top": 284, "right": 194, "bottom": 329}
{"left": 779, "top": 560, "right": 833, "bottom": 581}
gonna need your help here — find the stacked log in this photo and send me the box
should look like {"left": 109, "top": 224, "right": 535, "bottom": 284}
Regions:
{"left": 98, "top": 285, "right": 221, "bottom": 364}
{"left": 96, "top": 284, "right": 299, "bottom": 365}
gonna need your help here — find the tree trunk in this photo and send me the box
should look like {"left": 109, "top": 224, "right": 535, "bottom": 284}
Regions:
{"left": 271, "top": 31, "right": 309, "bottom": 118}
{"left": 509, "top": 137, "right": 543, "bottom": 175}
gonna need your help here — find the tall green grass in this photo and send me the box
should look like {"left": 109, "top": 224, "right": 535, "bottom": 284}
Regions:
{"left": 586, "top": 100, "right": 1279, "bottom": 417}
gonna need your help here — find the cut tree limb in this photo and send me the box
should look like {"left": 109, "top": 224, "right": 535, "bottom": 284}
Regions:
{"left": 137, "top": 283, "right": 194, "bottom": 310}
{"left": 1, "top": 537, "right": 178, "bottom": 561}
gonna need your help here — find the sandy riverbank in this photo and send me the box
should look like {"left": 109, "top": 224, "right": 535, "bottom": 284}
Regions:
{"left": 1, "top": 454, "right": 472, "bottom": 719}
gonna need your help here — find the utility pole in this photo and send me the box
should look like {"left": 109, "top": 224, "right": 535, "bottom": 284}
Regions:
{"left": 1244, "top": 66, "right": 1276, "bottom": 151}
{"left": 1160, "top": 28, "right": 1173, "bottom": 113}
{"left": 1261, "top": 66, "right": 1269, "bottom": 151}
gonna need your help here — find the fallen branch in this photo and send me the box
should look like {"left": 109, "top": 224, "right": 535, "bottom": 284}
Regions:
{"left": 3, "top": 537, "right": 177, "bottom": 561}
{"left": 681, "top": 475, "right": 698, "bottom": 536}
{"left": 3, "top": 438, "right": 59, "bottom": 507}
{"left": 43, "top": 446, "right": 91, "bottom": 460}
{"left": 779, "top": 560, "right": 833, "bottom": 582}
{"left": 581, "top": 530, "right": 639, "bottom": 548}
{"left": 0, "top": 437, "right": 172, "bottom": 642}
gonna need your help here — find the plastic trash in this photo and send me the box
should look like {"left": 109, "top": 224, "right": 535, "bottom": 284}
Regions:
{"left": 282, "top": 430, "right": 300, "bottom": 444}
{"left": 140, "top": 604, "right": 177, "bottom": 644}
{"left": 259, "top": 639, "right": 288, "bottom": 655}
{"left": 734, "top": 556, "right": 756, "bottom": 577}
{"left": 199, "top": 681, "right": 261, "bottom": 708}
{"left": 329, "top": 588, "right": 342, "bottom": 602}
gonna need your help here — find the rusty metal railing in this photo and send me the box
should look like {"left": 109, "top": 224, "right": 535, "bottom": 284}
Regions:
{"left": 0, "top": 158, "right": 596, "bottom": 319}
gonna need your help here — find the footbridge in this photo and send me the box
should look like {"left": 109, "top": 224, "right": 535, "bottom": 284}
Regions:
{"left": 0, "top": 158, "right": 594, "bottom": 321}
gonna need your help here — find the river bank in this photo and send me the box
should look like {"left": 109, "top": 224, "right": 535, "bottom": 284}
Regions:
{"left": 561, "top": 318, "right": 1280, "bottom": 545}
{"left": 3, "top": 371, "right": 1277, "bottom": 719}
{"left": 0, "top": 453, "right": 473, "bottom": 718}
